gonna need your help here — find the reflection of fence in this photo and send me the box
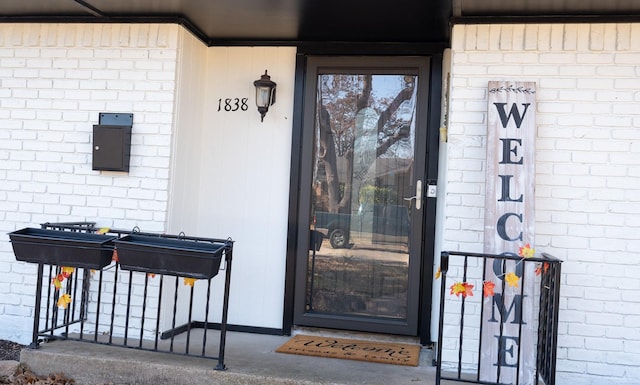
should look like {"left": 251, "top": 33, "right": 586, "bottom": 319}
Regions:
{"left": 20, "top": 222, "right": 233, "bottom": 370}
{"left": 435, "top": 251, "right": 562, "bottom": 385}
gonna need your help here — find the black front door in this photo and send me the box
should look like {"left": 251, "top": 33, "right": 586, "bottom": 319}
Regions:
{"left": 291, "top": 56, "right": 438, "bottom": 336}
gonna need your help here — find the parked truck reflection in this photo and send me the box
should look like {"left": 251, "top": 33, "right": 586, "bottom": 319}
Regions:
{"left": 313, "top": 204, "right": 410, "bottom": 248}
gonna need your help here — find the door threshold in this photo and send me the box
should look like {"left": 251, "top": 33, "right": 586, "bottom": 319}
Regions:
{"left": 291, "top": 326, "right": 422, "bottom": 346}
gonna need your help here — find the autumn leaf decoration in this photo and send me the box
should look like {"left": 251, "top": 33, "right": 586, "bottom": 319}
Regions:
{"left": 521, "top": 243, "right": 550, "bottom": 276}
{"left": 519, "top": 243, "right": 535, "bottom": 258}
{"left": 52, "top": 267, "right": 75, "bottom": 308}
{"left": 450, "top": 282, "right": 474, "bottom": 297}
{"left": 505, "top": 272, "right": 520, "bottom": 288}
{"left": 483, "top": 281, "right": 495, "bottom": 297}
{"left": 183, "top": 277, "right": 197, "bottom": 287}
{"left": 57, "top": 293, "right": 72, "bottom": 309}
{"left": 436, "top": 243, "right": 541, "bottom": 298}
{"left": 535, "top": 263, "right": 549, "bottom": 276}
{"left": 51, "top": 267, "right": 74, "bottom": 289}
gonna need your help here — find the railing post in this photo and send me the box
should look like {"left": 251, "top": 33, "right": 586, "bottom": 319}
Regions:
{"left": 29, "top": 263, "right": 44, "bottom": 349}
{"left": 435, "top": 251, "right": 449, "bottom": 385}
{"left": 215, "top": 245, "right": 233, "bottom": 371}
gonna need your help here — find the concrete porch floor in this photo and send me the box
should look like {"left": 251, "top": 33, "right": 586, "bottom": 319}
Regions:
{"left": 18, "top": 328, "right": 453, "bottom": 385}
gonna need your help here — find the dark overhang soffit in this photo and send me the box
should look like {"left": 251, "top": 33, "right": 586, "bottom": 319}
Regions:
{"left": 1, "top": 0, "right": 640, "bottom": 46}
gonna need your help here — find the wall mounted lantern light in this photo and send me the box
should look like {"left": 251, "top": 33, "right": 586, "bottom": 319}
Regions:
{"left": 253, "top": 70, "right": 277, "bottom": 122}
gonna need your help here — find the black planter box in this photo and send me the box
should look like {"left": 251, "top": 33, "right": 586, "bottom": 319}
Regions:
{"left": 114, "top": 234, "right": 226, "bottom": 279}
{"left": 9, "top": 227, "right": 117, "bottom": 269}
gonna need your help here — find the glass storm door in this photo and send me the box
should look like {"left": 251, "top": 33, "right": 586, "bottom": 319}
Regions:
{"left": 294, "top": 57, "right": 431, "bottom": 335}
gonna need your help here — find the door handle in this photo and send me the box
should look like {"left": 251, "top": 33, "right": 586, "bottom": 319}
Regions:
{"left": 403, "top": 180, "right": 422, "bottom": 210}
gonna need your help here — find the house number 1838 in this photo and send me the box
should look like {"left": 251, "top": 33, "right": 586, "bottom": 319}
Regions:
{"left": 217, "top": 98, "right": 249, "bottom": 112}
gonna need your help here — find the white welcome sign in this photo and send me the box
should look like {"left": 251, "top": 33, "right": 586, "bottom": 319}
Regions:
{"left": 482, "top": 81, "right": 536, "bottom": 384}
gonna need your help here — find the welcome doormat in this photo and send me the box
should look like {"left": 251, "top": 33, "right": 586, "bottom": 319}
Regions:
{"left": 275, "top": 334, "right": 420, "bottom": 366}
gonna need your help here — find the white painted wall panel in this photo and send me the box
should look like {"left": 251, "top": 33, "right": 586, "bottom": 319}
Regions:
{"left": 188, "top": 47, "right": 296, "bottom": 328}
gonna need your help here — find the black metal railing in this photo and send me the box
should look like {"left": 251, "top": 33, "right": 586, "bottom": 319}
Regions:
{"left": 435, "top": 251, "right": 561, "bottom": 385}
{"left": 25, "top": 222, "right": 233, "bottom": 371}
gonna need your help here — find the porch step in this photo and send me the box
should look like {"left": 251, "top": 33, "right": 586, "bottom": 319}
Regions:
{"left": 19, "top": 331, "right": 438, "bottom": 385}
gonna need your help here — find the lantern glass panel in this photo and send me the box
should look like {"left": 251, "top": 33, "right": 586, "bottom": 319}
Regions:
{"left": 256, "top": 86, "right": 272, "bottom": 107}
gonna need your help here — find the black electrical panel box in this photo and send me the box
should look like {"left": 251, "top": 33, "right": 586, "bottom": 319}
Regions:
{"left": 92, "top": 113, "right": 133, "bottom": 172}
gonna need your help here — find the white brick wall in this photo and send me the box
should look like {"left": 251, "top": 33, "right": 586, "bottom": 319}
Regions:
{"left": 0, "top": 23, "right": 181, "bottom": 343}
{"left": 446, "top": 23, "right": 640, "bottom": 384}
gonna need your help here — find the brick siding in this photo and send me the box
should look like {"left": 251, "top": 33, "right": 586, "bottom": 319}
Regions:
{"left": 446, "top": 23, "right": 640, "bottom": 384}
{"left": 0, "top": 23, "right": 180, "bottom": 342}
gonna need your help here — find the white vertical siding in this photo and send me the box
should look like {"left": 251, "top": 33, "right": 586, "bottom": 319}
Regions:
{"left": 196, "top": 47, "right": 296, "bottom": 328}
{"left": 162, "top": 42, "right": 298, "bottom": 328}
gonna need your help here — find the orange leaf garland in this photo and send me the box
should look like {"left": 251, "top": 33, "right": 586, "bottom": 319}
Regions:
{"left": 450, "top": 282, "right": 474, "bottom": 297}
{"left": 52, "top": 267, "right": 74, "bottom": 290}
{"left": 183, "top": 277, "right": 197, "bottom": 287}
{"left": 505, "top": 272, "right": 520, "bottom": 288}
{"left": 442, "top": 244, "right": 547, "bottom": 300}
{"left": 97, "top": 227, "right": 110, "bottom": 234}
{"left": 535, "top": 262, "right": 550, "bottom": 276}
{"left": 483, "top": 281, "right": 496, "bottom": 297}
{"left": 518, "top": 243, "right": 535, "bottom": 258}
{"left": 61, "top": 266, "right": 74, "bottom": 278}
{"left": 57, "top": 293, "right": 72, "bottom": 309}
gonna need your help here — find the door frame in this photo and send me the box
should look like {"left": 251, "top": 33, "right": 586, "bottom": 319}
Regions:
{"left": 284, "top": 49, "right": 442, "bottom": 345}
